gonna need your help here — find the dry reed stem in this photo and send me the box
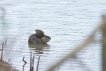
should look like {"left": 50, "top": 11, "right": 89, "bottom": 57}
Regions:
{"left": 36, "top": 56, "right": 40, "bottom": 71}
{"left": 22, "top": 65, "right": 25, "bottom": 71}
{"left": 1, "top": 42, "right": 4, "bottom": 61}
{"left": 32, "top": 55, "right": 34, "bottom": 70}
{"left": 47, "top": 15, "right": 105, "bottom": 71}
{"left": 101, "top": 15, "right": 106, "bottom": 71}
{"left": 30, "top": 51, "right": 35, "bottom": 71}
{"left": 30, "top": 51, "right": 33, "bottom": 71}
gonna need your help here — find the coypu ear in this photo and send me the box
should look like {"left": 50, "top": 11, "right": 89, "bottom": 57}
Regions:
{"left": 35, "top": 29, "right": 40, "bottom": 32}
{"left": 35, "top": 29, "right": 44, "bottom": 37}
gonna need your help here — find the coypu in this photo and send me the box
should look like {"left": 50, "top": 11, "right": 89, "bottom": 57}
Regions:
{"left": 28, "top": 29, "right": 51, "bottom": 44}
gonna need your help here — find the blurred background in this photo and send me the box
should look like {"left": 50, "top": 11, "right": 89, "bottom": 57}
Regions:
{"left": 0, "top": 0, "right": 105, "bottom": 71}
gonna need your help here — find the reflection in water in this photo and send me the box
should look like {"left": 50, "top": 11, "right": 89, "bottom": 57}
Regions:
{"left": 28, "top": 43, "right": 50, "bottom": 54}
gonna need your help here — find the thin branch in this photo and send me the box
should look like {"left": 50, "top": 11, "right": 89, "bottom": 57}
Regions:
{"left": 4, "top": 39, "right": 8, "bottom": 45}
{"left": 22, "top": 57, "right": 27, "bottom": 71}
{"left": 47, "top": 15, "right": 105, "bottom": 71}
{"left": 23, "top": 57, "right": 27, "bottom": 64}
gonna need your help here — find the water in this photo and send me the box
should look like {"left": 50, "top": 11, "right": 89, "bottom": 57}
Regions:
{"left": 0, "top": 0, "right": 105, "bottom": 71}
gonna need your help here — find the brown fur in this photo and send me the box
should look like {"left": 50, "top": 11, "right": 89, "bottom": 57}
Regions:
{"left": 28, "top": 29, "right": 51, "bottom": 44}
{"left": 35, "top": 29, "right": 44, "bottom": 38}
{"left": 42, "top": 35, "right": 51, "bottom": 44}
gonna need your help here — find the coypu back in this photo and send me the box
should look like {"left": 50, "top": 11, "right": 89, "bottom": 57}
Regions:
{"left": 28, "top": 34, "right": 42, "bottom": 44}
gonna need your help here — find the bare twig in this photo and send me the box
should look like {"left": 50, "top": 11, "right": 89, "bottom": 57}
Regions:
{"left": 36, "top": 56, "right": 40, "bottom": 71}
{"left": 23, "top": 57, "right": 27, "bottom": 64}
{"left": 22, "top": 64, "right": 25, "bottom": 71}
{"left": 1, "top": 42, "right": 4, "bottom": 61}
{"left": 4, "top": 39, "right": 8, "bottom": 45}
{"left": 22, "top": 57, "right": 27, "bottom": 71}
{"left": 47, "top": 15, "right": 105, "bottom": 71}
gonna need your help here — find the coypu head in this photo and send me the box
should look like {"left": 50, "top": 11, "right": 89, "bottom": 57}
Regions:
{"left": 35, "top": 29, "right": 44, "bottom": 38}
{"left": 42, "top": 35, "right": 51, "bottom": 44}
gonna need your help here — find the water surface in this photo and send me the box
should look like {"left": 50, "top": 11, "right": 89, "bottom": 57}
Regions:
{"left": 0, "top": 0, "right": 105, "bottom": 71}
